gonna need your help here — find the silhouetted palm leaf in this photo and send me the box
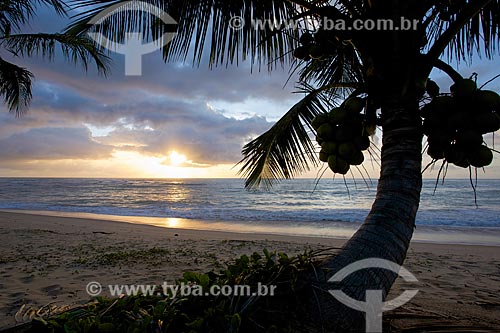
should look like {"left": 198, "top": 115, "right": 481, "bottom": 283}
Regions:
{"left": 238, "top": 85, "right": 330, "bottom": 189}
{"left": 424, "top": 0, "right": 500, "bottom": 60}
{"left": 0, "top": 0, "right": 68, "bottom": 32}
{"left": 298, "top": 44, "right": 364, "bottom": 96}
{"left": 0, "top": 0, "right": 111, "bottom": 113}
{"left": 1, "top": 33, "right": 110, "bottom": 74}
{"left": 0, "top": 57, "right": 33, "bottom": 115}
{"left": 66, "top": 0, "right": 301, "bottom": 69}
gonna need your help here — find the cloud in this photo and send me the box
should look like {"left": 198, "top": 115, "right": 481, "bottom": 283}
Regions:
{"left": 0, "top": 127, "right": 112, "bottom": 160}
{"left": 0, "top": 83, "right": 273, "bottom": 167}
{"left": 96, "top": 102, "right": 272, "bottom": 165}
{"left": 0, "top": 2, "right": 301, "bottom": 176}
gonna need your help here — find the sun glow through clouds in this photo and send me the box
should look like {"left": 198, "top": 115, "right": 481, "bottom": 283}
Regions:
{"left": 169, "top": 151, "right": 187, "bottom": 166}
{"left": 112, "top": 151, "right": 191, "bottom": 178}
{"left": 46, "top": 151, "right": 237, "bottom": 179}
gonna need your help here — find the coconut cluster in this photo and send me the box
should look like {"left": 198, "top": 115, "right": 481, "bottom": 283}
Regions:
{"left": 293, "top": 30, "right": 339, "bottom": 62}
{"left": 422, "top": 78, "right": 500, "bottom": 168}
{"left": 312, "top": 97, "right": 371, "bottom": 174}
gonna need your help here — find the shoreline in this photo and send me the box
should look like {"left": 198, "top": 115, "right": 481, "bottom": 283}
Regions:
{"left": 1, "top": 209, "right": 500, "bottom": 246}
{"left": 1, "top": 211, "right": 500, "bottom": 330}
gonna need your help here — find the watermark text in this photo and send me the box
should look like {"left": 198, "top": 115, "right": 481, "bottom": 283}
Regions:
{"left": 86, "top": 281, "right": 276, "bottom": 298}
{"left": 230, "top": 16, "right": 419, "bottom": 32}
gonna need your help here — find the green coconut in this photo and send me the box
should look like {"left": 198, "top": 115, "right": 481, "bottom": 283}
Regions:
{"left": 328, "top": 155, "right": 350, "bottom": 175}
{"left": 363, "top": 123, "right": 377, "bottom": 136}
{"left": 327, "top": 154, "right": 339, "bottom": 170}
{"left": 444, "top": 145, "right": 467, "bottom": 164}
{"left": 314, "top": 28, "right": 330, "bottom": 45}
{"left": 474, "top": 90, "right": 500, "bottom": 112}
{"left": 353, "top": 136, "right": 370, "bottom": 151}
{"left": 423, "top": 116, "right": 445, "bottom": 136}
{"left": 432, "top": 96, "right": 455, "bottom": 115}
{"left": 472, "top": 112, "right": 500, "bottom": 134}
{"left": 345, "top": 112, "right": 363, "bottom": 124}
{"left": 468, "top": 145, "right": 493, "bottom": 168}
{"left": 329, "top": 107, "right": 348, "bottom": 124}
{"left": 338, "top": 142, "right": 357, "bottom": 159}
{"left": 426, "top": 79, "right": 440, "bottom": 98}
{"left": 311, "top": 113, "right": 329, "bottom": 130}
{"left": 456, "top": 130, "right": 483, "bottom": 149}
{"left": 450, "top": 78, "right": 477, "bottom": 99}
{"left": 427, "top": 132, "right": 452, "bottom": 148}
{"left": 349, "top": 150, "right": 365, "bottom": 166}
{"left": 293, "top": 46, "right": 310, "bottom": 60}
{"left": 453, "top": 158, "right": 471, "bottom": 168}
{"left": 335, "top": 125, "right": 355, "bottom": 142}
{"left": 343, "top": 97, "right": 365, "bottom": 114}
{"left": 309, "top": 44, "right": 325, "bottom": 60}
{"left": 321, "top": 141, "right": 338, "bottom": 154}
{"left": 427, "top": 144, "right": 445, "bottom": 160}
{"left": 422, "top": 119, "right": 433, "bottom": 136}
{"left": 420, "top": 103, "right": 434, "bottom": 119}
{"left": 315, "top": 135, "right": 324, "bottom": 145}
{"left": 446, "top": 112, "right": 468, "bottom": 130}
{"left": 345, "top": 118, "right": 364, "bottom": 136}
{"left": 338, "top": 163, "right": 350, "bottom": 175}
{"left": 319, "top": 150, "right": 330, "bottom": 162}
{"left": 299, "top": 32, "right": 314, "bottom": 45}
{"left": 317, "top": 123, "right": 336, "bottom": 140}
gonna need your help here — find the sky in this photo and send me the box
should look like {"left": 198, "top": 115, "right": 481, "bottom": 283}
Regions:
{"left": 0, "top": 7, "right": 499, "bottom": 179}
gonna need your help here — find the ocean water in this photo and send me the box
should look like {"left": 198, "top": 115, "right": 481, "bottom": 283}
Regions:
{"left": 0, "top": 178, "right": 499, "bottom": 229}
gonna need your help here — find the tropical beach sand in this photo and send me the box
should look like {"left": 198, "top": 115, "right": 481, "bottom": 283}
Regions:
{"left": 0, "top": 211, "right": 499, "bottom": 330}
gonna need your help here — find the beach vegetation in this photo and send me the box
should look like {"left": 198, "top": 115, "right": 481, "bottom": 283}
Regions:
{"left": 21, "top": 247, "right": 485, "bottom": 332}
{"left": 25, "top": 249, "right": 331, "bottom": 333}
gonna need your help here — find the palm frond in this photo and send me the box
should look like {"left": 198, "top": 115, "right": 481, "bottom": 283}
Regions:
{"left": 0, "top": 33, "right": 110, "bottom": 75}
{"left": 65, "top": 0, "right": 302, "bottom": 69}
{"left": 0, "top": 57, "right": 33, "bottom": 116}
{"left": 0, "top": 0, "right": 68, "bottom": 33}
{"left": 425, "top": 0, "right": 500, "bottom": 61}
{"left": 38, "top": 0, "right": 69, "bottom": 16}
{"left": 238, "top": 85, "right": 330, "bottom": 189}
{"left": 298, "top": 42, "right": 364, "bottom": 96}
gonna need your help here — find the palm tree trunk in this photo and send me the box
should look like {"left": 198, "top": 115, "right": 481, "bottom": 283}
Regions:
{"left": 298, "top": 1, "right": 425, "bottom": 326}
{"left": 304, "top": 97, "right": 423, "bottom": 332}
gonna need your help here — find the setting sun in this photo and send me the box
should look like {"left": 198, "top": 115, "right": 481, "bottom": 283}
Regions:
{"left": 168, "top": 151, "right": 187, "bottom": 166}
{"left": 104, "top": 150, "right": 235, "bottom": 178}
